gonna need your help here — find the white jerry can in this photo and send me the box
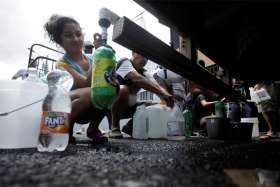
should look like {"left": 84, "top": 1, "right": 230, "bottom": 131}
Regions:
{"left": 146, "top": 104, "right": 169, "bottom": 139}
{"left": 132, "top": 105, "right": 149, "bottom": 139}
{"left": 132, "top": 103, "right": 185, "bottom": 140}
{"left": 133, "top": 104, "right": 169, "bottom": 139}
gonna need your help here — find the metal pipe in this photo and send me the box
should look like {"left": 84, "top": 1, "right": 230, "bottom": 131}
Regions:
{"left": 112, "top": 16, "right": 244, "bottom": 100}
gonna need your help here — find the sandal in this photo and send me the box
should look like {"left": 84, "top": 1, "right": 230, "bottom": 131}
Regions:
{"left": 109, "top": 128, "right": 123, "bottom": 139}
{"left": 259, "top": 132, "right": 278, "bottom": 140}
{"left": 87, "top": 127, "right": 108, "bottom": 144}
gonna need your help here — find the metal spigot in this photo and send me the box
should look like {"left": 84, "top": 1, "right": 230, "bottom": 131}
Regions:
{"left": 98, "top": 8, "right": 120, "bottom": 45}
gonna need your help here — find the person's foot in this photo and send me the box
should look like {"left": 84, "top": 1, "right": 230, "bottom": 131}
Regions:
{"left": 259, "top": 131, "right": 278, "bottom": 140}
{"left": 87, "top": 127, "right": 108, "bottom": 144}
{"left": 109, "top": 128, "right": 123, "bottom": 139}
{"left": 121, "top": 119, "right": 133, "bottom": 136}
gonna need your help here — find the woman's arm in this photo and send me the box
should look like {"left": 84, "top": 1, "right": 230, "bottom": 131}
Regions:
{"left": 57, "top": 65, "right": 90, "bottom": 88}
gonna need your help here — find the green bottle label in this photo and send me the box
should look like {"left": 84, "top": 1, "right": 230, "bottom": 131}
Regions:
{"left": 91, "top": 46, "right": 117, "bottom": 110}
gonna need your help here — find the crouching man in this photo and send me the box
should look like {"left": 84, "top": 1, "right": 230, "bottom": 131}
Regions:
{"left": 109, "top": 52, "right": 174, "bottom": 138}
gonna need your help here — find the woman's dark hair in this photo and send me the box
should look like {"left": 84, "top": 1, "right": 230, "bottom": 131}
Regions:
{"left": 44, "top": 14, "right": 79, "bottom": 45}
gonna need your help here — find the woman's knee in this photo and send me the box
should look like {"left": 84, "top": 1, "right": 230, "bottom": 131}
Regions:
{"left": 71, "top": 87, "right": 91, "bottom": 104}
{"left": 71, "top": 88, "right": 92, "bottom": 119}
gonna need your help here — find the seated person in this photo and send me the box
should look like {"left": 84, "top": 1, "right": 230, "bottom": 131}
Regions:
{"left": 109, "top": 52, "right": 174, "bottom": 138}
{"left": 187, "top": 82, "right": 223, "bottom": 136}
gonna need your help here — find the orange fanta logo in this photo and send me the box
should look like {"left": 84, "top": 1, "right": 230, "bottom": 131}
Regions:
{"left": 40, "top": 111, "right": 69, "bottom": 134}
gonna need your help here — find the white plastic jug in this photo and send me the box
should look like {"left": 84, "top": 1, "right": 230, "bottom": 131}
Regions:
{"left": 0, "top": 80, "right": 48, "bottom": 148}
{"left": 166, "top": 104, "right": 185, "bottom": 136}
{"left": 133, "top": 104, "right": 169, "bottom": 139}
{"left": 132, "top": 105, "right": 149, "bottom": 139}
{"left": 146, "top": 104, "right": 169, "bottom": 139}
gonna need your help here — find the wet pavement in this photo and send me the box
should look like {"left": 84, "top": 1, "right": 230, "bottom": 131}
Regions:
{"left": 0, "top": 137, "right": 280, "bottom": 187}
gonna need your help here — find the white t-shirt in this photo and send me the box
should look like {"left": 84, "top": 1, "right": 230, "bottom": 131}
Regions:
{"left": 115, "top": 59, "right": 146, "bottom": 106}
{"left": 116, "top": 59, "right": 136, "bottom": 79}
{"left": 154, "top": 68, "right": 186, "bottom": 99}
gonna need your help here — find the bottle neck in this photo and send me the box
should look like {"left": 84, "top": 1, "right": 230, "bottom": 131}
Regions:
{"left": 26, "top": 71, "right": 39, "bottom": 82}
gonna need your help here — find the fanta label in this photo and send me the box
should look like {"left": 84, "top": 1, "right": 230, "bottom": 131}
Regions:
{"left": 40, "top": 111, "right": 69, "bottom": 134}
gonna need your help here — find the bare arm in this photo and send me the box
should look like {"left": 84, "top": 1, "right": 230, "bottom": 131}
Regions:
{"left": 85, "top": 66, "right": 92, "bottom": 86}
{"left": 200, "top": 97, "right": 225, "bottom": 107}
{"left": 57, "top": 66, "right": 90, "bottom": 88}
{"left": 126, "top": 71, "right": 174, "bottom": 106}
{"left": 200, "top": 99, "right": 217, "bottom": 107}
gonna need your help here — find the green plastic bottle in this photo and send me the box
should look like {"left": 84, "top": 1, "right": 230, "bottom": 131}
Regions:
{"left": 91, "top": 46, "right": 117, "bottom": 110}
{"left": 183, "top": 108, "right": 192, "bottom": 137}
{"left": 215, "top": 101, "right": 226, "bottom": 118}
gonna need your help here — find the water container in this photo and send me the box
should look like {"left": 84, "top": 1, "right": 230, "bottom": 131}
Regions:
{"left": 240, "top": 102, "right": 252, "bottom": 118}
{"left": 37, "top": 70, "right": 72, "bottom": 152}
{"left": 241, "top": 117, "right": 259, "bottom": 137}
{"left": 133, "top": 104, "right": 185, "bottom": 139}
{"left": 206, "top": 116, "right": 227, "bottom": 140}
{"left": 146, "top": 104, "right": 169, "bottom": 139}
{"left": 0, "top": 80, "right": 48, "bottom": 149}
{"left": 132, "top": 105, "right": 149, "bottom": 139}
{"left": 166, "top": 104, "right": 185, "bottom": 136}
{"left": 91, "top": 46, "right": 117, "bottom": 110}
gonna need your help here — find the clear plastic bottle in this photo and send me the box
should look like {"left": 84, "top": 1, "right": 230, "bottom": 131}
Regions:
{"left": 26, "top": 68, "right": 40, "bottom": 82}
{"left": 37, "top": 70, "right": 71, "bottom": 152}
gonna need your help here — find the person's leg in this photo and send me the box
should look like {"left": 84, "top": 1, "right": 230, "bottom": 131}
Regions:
{"left": 199, "top": 116, "right": 209, "bottom": 136}
{"left": 120, "top": 104, "right": 137, "bottom": 136}
{"left": 69, "top": 88, "right": 92, "bottom": 142}
{"left": 105, "top": 110, "right": 112, "bottom": 130}
{"left": 110, "top": 85, "right": 131, "bottom": 138}
{"left": 71, "top": 87, "right": 109, "bottom": 143}
{"left": 259, "top": 86, "right": 278, "bottom": 139}
{"left": 262, "top": 111, "right": 277, "bottom": 136}
{"left": 86, "top": 108, "right": 108, "bottom": 143}
{"left": 261, "top": 83, "right": 278, "bottom": 136}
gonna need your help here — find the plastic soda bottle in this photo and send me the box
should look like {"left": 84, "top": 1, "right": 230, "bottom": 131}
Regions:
{"left": 215, "top": 101, "right": 226, "bottom": 118}
{"left": 26, "top": 68, "right": 40, "bottom": 82}
{"left": 91, "top": 46, "right": 118, "bottom": 110}
{"left": 37, "top": 70, "right": 71, "bottom": 152}
{"left": 183, "top": 108, "right": 192, "bottom": 137}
